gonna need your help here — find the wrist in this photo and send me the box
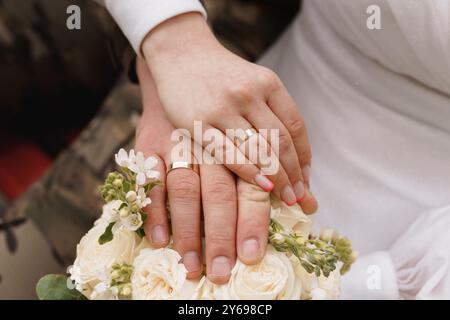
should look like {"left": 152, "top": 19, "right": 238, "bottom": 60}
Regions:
{"left": 142, "top": 12, "right": 217, "bottom": 67}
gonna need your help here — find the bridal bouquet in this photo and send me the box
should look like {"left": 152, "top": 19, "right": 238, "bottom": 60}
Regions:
{"left": 36, "top": 149, "right": 356, "bottom": 300}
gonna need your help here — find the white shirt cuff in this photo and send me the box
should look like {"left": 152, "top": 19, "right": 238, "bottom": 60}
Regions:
{"left": 340, "top": 251, "right": 399, "bottom": 300}
{"left": 103, "top": 0, "right": 207, "bottom": 54}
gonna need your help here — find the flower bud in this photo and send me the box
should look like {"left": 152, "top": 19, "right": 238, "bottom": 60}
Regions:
{"left": 119, "top": 207, "right": 130, "bottom": 218}
{"left": 319, "top": 228, "right": 335, "bottom": 242}
{"left": 295, "top": 236, "right": 306, "bottom": 246}
{"left": 113, "top": 178, "right": 123, "bottom": 188}
{"left": 111, "top": 270, "right": 120, "bottom": 280}
{"left": 126, "top": 191, "right": 137, "bottom": 203}
{"left": 121, "top": 285, "right": 132, "bottom": 297}
{"left": 131, "top": 203, "right": 140, "bottom": 213}
{"left": 271, "top": 233, "right": 285, "bottom": 245}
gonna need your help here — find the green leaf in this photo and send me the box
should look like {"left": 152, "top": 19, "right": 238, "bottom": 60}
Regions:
{"left": 36, "top": 274, "right": 87, "bottom": 300}
{"left": 140, "top": 212, "right": 147, "bottom": 223}
{"left": 99, "top": 222, "right": 115, "bottom": 245}
{"left": 144, "top": 180, "right": 163, "bottom": 193}
{"left": 123, "top": 181, "right": 131, "bottom": 193}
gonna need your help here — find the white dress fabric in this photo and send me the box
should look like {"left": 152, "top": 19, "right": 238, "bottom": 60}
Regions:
{"left": 259, "top": 0, "right": 450, "bottom": 299}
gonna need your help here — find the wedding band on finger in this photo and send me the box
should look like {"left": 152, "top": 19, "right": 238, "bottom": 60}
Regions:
{"left": 234, "top": 128, "right": 258, "bottom": 147}
{"left": 167, "top": 161, "right": 197, "bottom": 175}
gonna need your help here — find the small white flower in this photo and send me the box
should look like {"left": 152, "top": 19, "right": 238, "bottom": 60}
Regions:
{"left": 271, "top": 233, "right": 285, "bottom": 244}
{"left": 270, "top": 195, "right": 311, "bottom": 237}
{"left": 135, "top": 187, "right": 151, "bottom": 208}
{"left": 114, "top": 148, "right": 136, "bottom": 168}
{"left": 121, "top": 213, "right": 143, "bottom": 232}
{"left": 91, "top": 282, "right": 118, "bottom": 300}
{"left": 128, "top": 152, "right": 159, "bottom": 186}
{"left": 126, "top": 191, "right": 137, "bottom": 203}
{"left": 100, "top": 200, "right": 122, "bottom": 224}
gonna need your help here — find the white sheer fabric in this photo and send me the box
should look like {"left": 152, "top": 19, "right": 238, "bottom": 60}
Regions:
{"left": 259, "top": 0, "right": 450, "bottom": 299}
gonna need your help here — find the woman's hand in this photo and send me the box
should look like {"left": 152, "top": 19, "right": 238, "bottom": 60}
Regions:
{"left": 141, "top": 13, "right": 317, "bottom": 214}
{"left": 136, "top": 58, "right": 274, "bottom": 284}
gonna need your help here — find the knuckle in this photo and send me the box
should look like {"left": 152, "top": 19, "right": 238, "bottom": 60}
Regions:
{"left": 169, "top": 173, "right": 200, "bottom": 201}
{"left": 209, "top": 103, "right": 230, "bottom": 119}
{"left": 287, "top": 118, "right": 307, "bottom": 138}
{"left": 238, "top": 181, "right": 270, "bottom": 203}
{"left": 208, "top": 229, "right": 234, "bottom": 246}
{"left": 227, "top": 83, "right": 254, "bottom": 104}
{"left": 206, "top": 179, "right": 236, "bottom": 206}
{"left": 299, "top": 150, "right": 312, "bottom": 165}
{"left": 258, "top": 68, "right": 280, "bottom": 89}
{"left": 176, "top": 228, "right": 198, "bottom": 242}
{"left": 230, "top": 162, "right": 252, "bottom": 177}
{"left": 278, "top": 131, "right": 292, "bottom": 154}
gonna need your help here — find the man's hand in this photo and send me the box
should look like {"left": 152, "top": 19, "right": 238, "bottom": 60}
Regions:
{"left": 136, "top": 58, "right": 274, "bottom": 283}
{"left": 141, "top": 12, "right": 317, "bottom": 214}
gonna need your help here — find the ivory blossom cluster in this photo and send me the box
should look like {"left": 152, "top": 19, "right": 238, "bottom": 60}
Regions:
{"left": 66, "top": 149, "right": 355, "bottom": 300}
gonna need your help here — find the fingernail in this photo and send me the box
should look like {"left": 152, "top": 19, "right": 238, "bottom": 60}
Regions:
{"left": 302, "top": 165, "right": 311, "bottom": 187}
{"left": 151, "top": 225, "right": 167, "bottom": 244}
{"left": 241, "top": 238, "right": 260, "bottom": 261}
{"left": 183, "top": 251, "right": 201, "bottom": 273}
{"left": 294, "top": 181, "right": 306, "bottom": 201}
{"left": 281, "top": 185, "right": 297, "bottom": 206}
{"left": 254, "top": 174, "right": 274, "bottom": 192}
{"left": 211, "top": 256, "right": 231, "bottom": 277}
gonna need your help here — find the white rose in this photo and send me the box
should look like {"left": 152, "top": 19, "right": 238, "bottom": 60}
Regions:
{"left": 70, "top": 220, "right": 139, "bottom": 297}
{"left": 221, "top": 246, "right": 302, "bottom": 300}
{"left": 192, "top": 276, "right": 226, "bottom": 300}
{"left": 270, "top": 196, "right": 311, "bottom": 237}
{"left": 100, "top": 200, "right": 122, "bottom": 224}
{"left": 131, "top": 248, "right": 196, "bottom": 300}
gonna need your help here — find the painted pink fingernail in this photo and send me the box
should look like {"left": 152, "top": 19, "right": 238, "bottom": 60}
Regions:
{"left": 281, "top": 185, "right": 297, "bottom": 206}
{"left": 294, "top": 181, "right": 306, "bottom": 201}
{"left": 151, "top": 225, "right": 168, "bottom": 244}
{"left": 255, "top": 174, "right": 274, "bottom": 192}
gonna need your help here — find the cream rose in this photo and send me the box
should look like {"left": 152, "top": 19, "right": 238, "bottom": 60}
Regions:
{"left": 69, "top": 220, "right": 139, "bottom": 297}
{"left": 218, "top": 246, "right": 302, "bottom": 300}
{"left": 99, "top": 200, "right": 122, "bottom": 223}
{"left": 270, "top": 196, "right": 311, "bottom": 237}
{"left": 192, "top": 276, "right": 226, "bottom": 300}
{"left": 131, "top": 248, "right": 197, "bottom": 300}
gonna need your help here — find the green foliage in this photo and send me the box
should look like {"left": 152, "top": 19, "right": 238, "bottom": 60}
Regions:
{"left": 99, "top": 222, "right": 115, "bottom": 245}
{"left": 269, "top": 220, "right": 356, "bottom": 277}
{"left": 36, "top": 275, "right": 86, "bottom": 300}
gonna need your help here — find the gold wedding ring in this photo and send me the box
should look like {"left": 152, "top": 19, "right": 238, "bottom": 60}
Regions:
{"left": 234, "top": 128, "right": 258, "bottom": 147}
{"left": 167, "top": 161, "right": 195, "bottom": 174}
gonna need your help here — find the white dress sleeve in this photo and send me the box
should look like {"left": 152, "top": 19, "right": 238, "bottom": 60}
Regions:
{"left": 341, "top": 206, "right": 450, "bottom": 299}
{"left": 93, "top": 0, "right": 207, "bottom": 54}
